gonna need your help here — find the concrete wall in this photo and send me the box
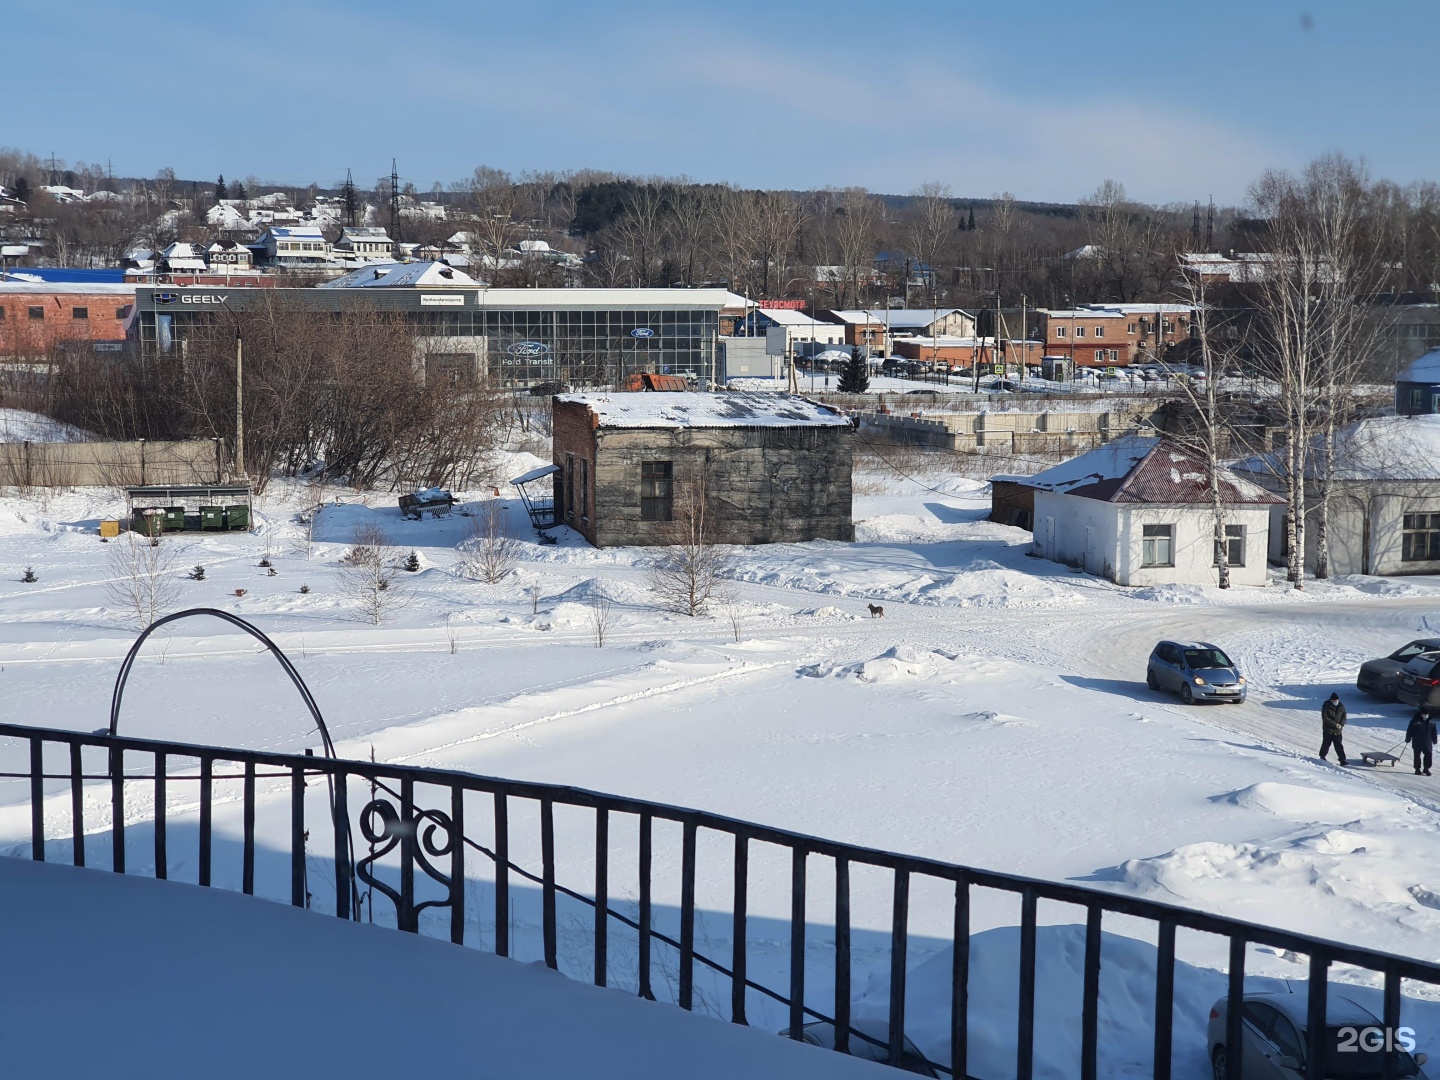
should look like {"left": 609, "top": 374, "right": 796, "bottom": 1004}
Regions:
{"left": 1033, "top": 492, "right": 1271, "bottom": 586}
{"left": 552, "top": 400, "right": 853, "bottom": 547}
{"left": 0, "top": 439, "right": 222, "bottom": 487}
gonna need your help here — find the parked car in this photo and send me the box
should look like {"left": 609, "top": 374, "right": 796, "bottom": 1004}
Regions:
{"left": 1357, "top": 638, "right": 1440, "bottom": 699}
{"left": 1397, "top": 651, "right": 1440, "bottom": 710}
{"left": 1207, "top": 991, "right": 1428, "bottom": 1079}
{"left": 1146, "top": 640, "right": 1247, "bottom": 704}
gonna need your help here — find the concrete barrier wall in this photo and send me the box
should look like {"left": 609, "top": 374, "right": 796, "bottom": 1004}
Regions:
{"left": 0, "top": 440, "right": 222, "bottom": 487}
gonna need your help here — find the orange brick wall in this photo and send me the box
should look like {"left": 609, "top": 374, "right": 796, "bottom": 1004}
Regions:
{"left": 0, "top": 291, "right": 132, "bottom": 355}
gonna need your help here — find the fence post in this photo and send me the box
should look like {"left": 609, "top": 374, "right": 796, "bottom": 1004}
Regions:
{"left": 731, "top": 832, "right": 748, "bottom": 1025}
{"left": 290, "top": 764, "right": 305, "bottom": 907}
{"left": 198, "top": 756, "right": 212, "bottom": 887}
{"left": 334, "top": 771, "right": 350, "bottom": 920}
{"left": 594, "top": 808, "right": 608, "bottom": 987}
{"left": 242, "top": 761, "right": 255, "bottom": 894}
{"left": 1017, "top": 886, "right": 1037, "bottom": 1080}
{"left": 1305, "top": 950, "right": 1328, "bottom": 1080}
{"left": 638, "top": 810, "right": 653, "bottom": 1000}
{"left": 679, "top": 820, "right": 697, "bottom": 1010}
{"left": 1082, "top": 906, "right": 1101, "bottom": 1080}
{"left": 69, "top": 741, "right": 85, "bottom": 868}
{"left": 888, "top": 869, "right": 910, "bottom": 1066}
{"left": 953, "top": 876, "right": 971, "bottom": 1080}
{"left": 541, "top": 797, "right": 557, "bottom": 970}
{"left": 788, "top": 847, "right": 807, "bottom": 1040}
{"left": 494, "top": 792, "right": 509, "bottom": 958}
{"left": 1154, "top": 920, "right": 1175, "bottom": 1080}
{"left": 153, "top": 752, "right": 167, "bottom": 880}
{"left": 449, "top": 785, "right": 465, "bottom": 945}
{"left": 1226, "top": 936, "right": 1246, "bottom": 1080}
{"left": 835, "top": 854, "right": 851, "bottom": 1054}
{"left": 29, "top": 737, "right": 44, "bottom": 861}
{"left": 110, "top": 745, "right": 125, "bottom": 874}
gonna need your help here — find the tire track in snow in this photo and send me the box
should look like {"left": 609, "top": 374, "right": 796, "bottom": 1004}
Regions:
{"left": 382, "top": 660, "right": 787, "bottom": 764}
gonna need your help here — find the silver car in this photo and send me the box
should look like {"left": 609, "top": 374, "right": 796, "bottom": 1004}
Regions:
{"left": 1147, "top": 640, "right": 1247, "bottom": 704}
{"left": 1357, "top": 638, "right": 1440, "bottom": 699}
{"left": 1207, "top": 991, "right": 1428, "bottom": 1079}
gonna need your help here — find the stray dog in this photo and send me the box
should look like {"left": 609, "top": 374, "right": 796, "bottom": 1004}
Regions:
{"left": 867, "top": 603, "right": 885, "bottom": 619}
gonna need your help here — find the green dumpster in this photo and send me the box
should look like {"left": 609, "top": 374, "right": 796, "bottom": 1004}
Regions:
{"left": 132, "top": 509, "right": 164, "bottom": 537}
{"left": 224, "top": 504, "right": 250, "bottom": 531}
{"left": 199, "top": 506, "right": 225, "bottom": 530}
{"left": 163, "top": 506, "right": 186, "bottom": 532}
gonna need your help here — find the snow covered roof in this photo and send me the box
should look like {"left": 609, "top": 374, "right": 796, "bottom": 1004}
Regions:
{"left": 1235, "top": 414, "right": 1440, "bottom": 483}
{"left": 556, "top": 392, "right": 851, "bottom": 430}
{"left": 1397, "top": 348, "right": 1440, "bottom": 384}
{"left": 316, "top": 261, "right": 478, "bottom": 289}
{"left": 0, "top": 281, "right": 137, "bottom": 295}
{"left": 253, "top": 225, "right": 325, "bottom": 243}
{"left": 1019, "top": 435, "right": 1281, "bottom": 505}
{"left": 830, "top": 308, "right": 968, "bottom": 328}
{"left": 756, "top": 308, "right": 831, "bottom": 327}
{"left": 511, "top": 463, "right": 561, "bottom": 485}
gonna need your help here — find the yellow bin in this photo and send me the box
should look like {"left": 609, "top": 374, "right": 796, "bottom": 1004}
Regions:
{"left": 100, "top": 519, "right": 120, "bottom": 538}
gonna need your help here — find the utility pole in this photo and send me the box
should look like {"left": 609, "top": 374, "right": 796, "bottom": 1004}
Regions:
{"left": 389, "top": 159, "right": 402, "bottom": 255}
{"left": 234, "top": 326, "right": 246, "bottom": 480}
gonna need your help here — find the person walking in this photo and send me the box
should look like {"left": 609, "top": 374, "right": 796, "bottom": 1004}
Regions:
{"left": 1320, "top": 692, "right": 1348, "bottom": 766}
{"left": 1406, "top": 710, "right": 1437, "bottom": 776}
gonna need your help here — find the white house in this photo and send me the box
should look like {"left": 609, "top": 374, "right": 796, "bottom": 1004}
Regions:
{"left": 157, "top": 242, "right": 207, "bottom": 274}
{"left": 204, "top": 239, "right": 254, "bottom": 271}
{"left": 333, "top": 226, "right": 395, "bottom": 262}
{"left": 1023, "top": 435, "right": 1281, "bottom": 587}
{"left": 1233, "top": 414, "right": 1440, "bottom": 577}
{"left": 247, "top": 225, "right": 331, "bottom": 268}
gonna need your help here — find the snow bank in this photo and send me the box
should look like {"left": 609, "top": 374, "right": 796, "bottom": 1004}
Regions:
{"left": 0, "top": 857, "right": 883, "bottom": 1079}
{"left": 0, "top": 408, "right": 92, "bottom": 443}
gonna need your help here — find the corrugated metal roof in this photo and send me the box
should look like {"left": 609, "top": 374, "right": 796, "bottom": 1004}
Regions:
{"left": 1023, "top": 436, "right": 1281, "bottom": 505}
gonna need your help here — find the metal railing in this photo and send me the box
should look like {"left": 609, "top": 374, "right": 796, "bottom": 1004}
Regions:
{"left": 4, "top": 720, "right": 1439, "bottom": 1080}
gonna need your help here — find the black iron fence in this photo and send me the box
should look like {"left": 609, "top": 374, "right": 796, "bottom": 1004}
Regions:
{"left": 4, "top": 720, "right": 1440, "bottom": 1080}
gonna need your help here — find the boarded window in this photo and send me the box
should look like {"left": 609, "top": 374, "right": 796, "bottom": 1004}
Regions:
{"left": 1141, "top": 524, "right": 1174, "bottom": 567}
{"left": 640, "top": 460, "right": 673, "bottom": 521}
{"left": 579, "top": 457, "right": 589, "bottom": 523}
{"left": 1403, "top": 513, "right": 1440, "bottom": 562}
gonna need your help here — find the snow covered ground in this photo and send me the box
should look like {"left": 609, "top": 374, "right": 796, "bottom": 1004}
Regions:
{"left": 4, "top": 460, "right": 1440, "bottom": 1076}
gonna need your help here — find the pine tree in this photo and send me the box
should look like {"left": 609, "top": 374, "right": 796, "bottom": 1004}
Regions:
{"left": 233, "top": 180, "right": 247, "bottom": 201}
{"left": 215, "top": 174, "right": 229, "bottom": 204}
{"left": 837, "top": 350, "right": 870, "bottom": 394}
{"left": 14, "top": 177, "right": 30, "bottom": 203}
{"left": 967, "top": 207, "right": 976, "bottom": 231}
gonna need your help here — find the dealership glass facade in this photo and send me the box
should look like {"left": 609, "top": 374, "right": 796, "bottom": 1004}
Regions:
{"left": 133, "top": 288, "right": 722, "bottom": 388}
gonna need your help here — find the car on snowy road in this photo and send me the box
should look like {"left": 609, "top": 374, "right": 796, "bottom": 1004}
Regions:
{"left": 1357, "top": 638, "right": 1440, "bottom": 700}
{"left": 1207, "top": 991, "right": 1428, "bottom": 1079}
{"left": 1397, "top": 651, "right": 1440, "bottom": 710}
{"left": 1146, "top": 640, "right": 1246, "bottom": 704}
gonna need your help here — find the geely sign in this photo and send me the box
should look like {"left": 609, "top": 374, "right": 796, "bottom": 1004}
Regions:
{"left": 154, "top": 292, "right": 228, "bottom": 306}
{"left": 630, "top": 327, "right": 656, "bottom": 338}
{"left": 154, "top": 292, "right": 178, "bottom": 305}
{"left": 507, "top": 341, "right": 551, "bottom": 357}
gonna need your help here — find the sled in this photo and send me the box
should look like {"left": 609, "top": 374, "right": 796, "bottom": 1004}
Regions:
{"left": 1359, "top": 751, "right": 1399, "bottom": 768}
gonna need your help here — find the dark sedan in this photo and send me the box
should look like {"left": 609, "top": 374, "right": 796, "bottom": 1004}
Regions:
{"left": 1398, "top": 652, "right": 1440, "bottom": 710}
{"left": 1357, "top": 638, "right": 1440, "bottom": 700}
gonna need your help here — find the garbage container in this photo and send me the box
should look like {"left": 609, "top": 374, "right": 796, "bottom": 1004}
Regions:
{"left": 163, "top": 506, "right": 186, "bottom": 532}
{"left": 224, "top": 504, "right": 250, "bottom": 531}
{"left": 132, "top": 509, "right": 164, "bottom": 537}
{"left": 199, "top": 506, "right": 225, "bottom": 530}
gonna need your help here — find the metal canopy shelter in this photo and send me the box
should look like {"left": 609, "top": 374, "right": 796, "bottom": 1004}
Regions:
{"left": 125, "top": 483, "right": 253, "bottom": 533}
{"left": 510, "top": 463, "right": 559, "bottom": 539}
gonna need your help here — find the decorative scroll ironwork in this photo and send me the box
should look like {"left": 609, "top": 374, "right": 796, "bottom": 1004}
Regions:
{"left": 355, "top": 797, "right": 456, "bottom": 932}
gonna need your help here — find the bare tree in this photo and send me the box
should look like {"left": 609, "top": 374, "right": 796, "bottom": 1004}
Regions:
{"left": 106, "top": 532, "right": 181, "bottom": 628}
{"left": 834, "top": 188, "right": 880, "bottom": 308}
{"left": 459, "top": 498, "right": 521, "bottom": 583}
{"left": 588, "top": 585, "right": 616, "bottom": 647}
{"left": 1249, "top": 154, "right": 1390, "bottom": 583}
{"left": 908, "top": 182, "right": 956, "bottom": 308}
{"left": 337, "top": 523, "right": 405, "bottom": 624}
{"left": 647, "top": 470, "right": 734, "bottom": 616}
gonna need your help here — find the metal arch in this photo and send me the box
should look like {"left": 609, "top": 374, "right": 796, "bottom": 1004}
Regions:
{"left": 108, "top": 607, "right": 336, "bottom": 758}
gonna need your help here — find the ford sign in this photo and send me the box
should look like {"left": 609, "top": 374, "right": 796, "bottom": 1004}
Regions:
{"left": 507, "top": 340, "right": 551, "bottom": 357}
{"left": 630, "top": 327, "right": 656, "bottom": 338}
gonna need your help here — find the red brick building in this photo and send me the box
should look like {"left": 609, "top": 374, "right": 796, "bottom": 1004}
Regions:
{"left": 1033, "top": 304, "right": 1194, "bottom": 367}
{"left": 0, "top": 283, "right": 135, "bottom": 357}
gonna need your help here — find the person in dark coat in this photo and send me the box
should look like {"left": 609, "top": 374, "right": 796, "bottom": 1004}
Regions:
{"left": 1320, "top": 693, "right": 1348, "bottom": 766}
{"left": 1405, "top": 710, "right": 1437, "bottom": 776}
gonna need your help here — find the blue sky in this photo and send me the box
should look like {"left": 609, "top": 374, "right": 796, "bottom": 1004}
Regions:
{"left": 6, "top": 0, "right": 1437, "bottom": 205}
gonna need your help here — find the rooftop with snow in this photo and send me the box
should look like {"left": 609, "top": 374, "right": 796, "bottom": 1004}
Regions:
{"left": 555, "top": 392, "right": 851, "bottom": 429}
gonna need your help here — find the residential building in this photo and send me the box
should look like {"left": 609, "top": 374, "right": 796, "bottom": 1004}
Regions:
{"left": 156, "top": 242, "right": 207, "bottom": 275}
{"left": 1033, "top": 304, "right": 1195, "bottom": 367}
{"left": 739, "top": 307, "right": 846, "bottom": 357}
{"left": 247, "top": 226, "right": 331, "bottom": 268}
{"left": 1397, "top": 350, "right": 1440, "bottom": 415}
{"left": 550, "top": 392, "right": 853, "bottom": 547}
{"left": 824, "top": 308, "right": 976, "bottom": 354}
{"left": 204, "top": 240, "right": 254, "bottom": 272}
{"left": 1017, "top": 435, "right": 1279, "bottom": 586}
{"left": 333, "top": 227, "right": 395, "bottom": 262}
{"left": 1233, "top": 414, "right": 1440, "bottom": 577}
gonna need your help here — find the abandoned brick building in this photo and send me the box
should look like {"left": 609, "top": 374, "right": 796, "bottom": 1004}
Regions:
{"left": 550, "top": 393, "right": 854, "bottom": 547}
